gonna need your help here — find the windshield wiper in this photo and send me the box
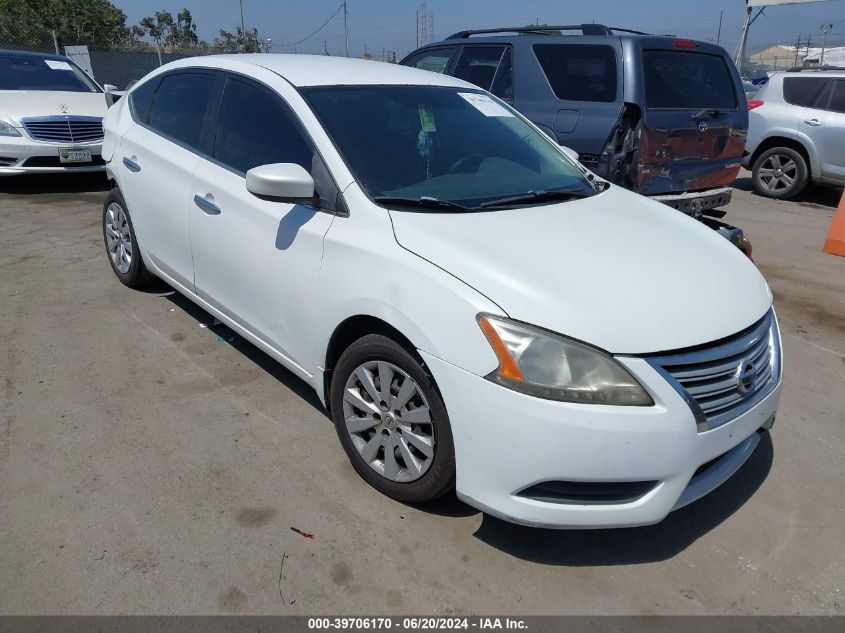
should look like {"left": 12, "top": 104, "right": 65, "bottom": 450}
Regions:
{"left": 373, "top": 196, "right": 473, "bottom": 212}
{"left": 479, "top": 187, "right": 591, "bottom": 209}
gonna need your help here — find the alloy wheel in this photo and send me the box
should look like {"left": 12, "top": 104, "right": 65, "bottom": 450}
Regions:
{"left": 758, "top": 154, "right": 798, "bottom": 194}
{"left": 342, "top": 360, "right": 435, "bottom": 483}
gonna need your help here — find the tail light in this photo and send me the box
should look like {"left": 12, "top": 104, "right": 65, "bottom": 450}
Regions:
{"left": 738, "top": 235, "right": 753, "bottom": 260}
{"left": 673, "top": 38, "right": 697, "bottom": 49}
{"left": 747, "top": 100, "right": 764, "bottom": 111}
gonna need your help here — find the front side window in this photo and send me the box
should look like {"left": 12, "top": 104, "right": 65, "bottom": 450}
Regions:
{"left": 129, "top": 78, "right": 158, "bottom": 123}
{"left": 213, "top": 77, "right": 312, "bottom": 174}
{"left": 403, "top": 48, "right": 458, "bottom": 74}
{"left": 453, "top": 46, "right": 507, "bottom": 92}
{"left": 533, "top": 44, "right": 618, "bottom": 103}
{"left": 783, "top": 77, "right": 833, "bottom": 109}
{"left": 148, "top": 73, "right": 216, "bottom": 149}
{"left": 643, "top": 50, "right": 737, "bottom": 110}
{"left": 302, "top": 85, "right": 596, "bottom": 210}
{"left": 0, "top": 55, "right": 99, "bottom": 92}
{"left": 830, "top": 79, "right": 845, "bottom": 114}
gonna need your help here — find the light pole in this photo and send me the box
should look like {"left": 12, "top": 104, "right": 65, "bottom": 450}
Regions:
{"left": 239, "top": 0, "right": 246, "bottom": 51}
{"left": 343, "top": 1, "right": 349, "bottom": 58}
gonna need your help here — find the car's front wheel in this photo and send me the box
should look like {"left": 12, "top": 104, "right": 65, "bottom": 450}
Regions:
{"left": 329, "top": 334, "right": 455, "bottom": 503}
{"left": 751, "top": 147, "right": 809, "bottom": 200}
{"left": 102, "top": 188, "right": 154, "bottom": 287}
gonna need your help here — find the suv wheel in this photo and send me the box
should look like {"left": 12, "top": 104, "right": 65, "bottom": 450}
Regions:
{"left": 329, "top": 334, "right": 455, "bottom": 503}
{"left": 752, "top": 147, "right": 808, "bottom": 200}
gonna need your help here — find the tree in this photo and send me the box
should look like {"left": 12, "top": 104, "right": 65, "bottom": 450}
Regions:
{"left": 137, "top": 8, "right": 200, "bottom": 51}
{"left": 213, "top": 26, "right": 262, "bottom": 53}
{"left": 0, "top": 0, "right": 132, "bottom": 49}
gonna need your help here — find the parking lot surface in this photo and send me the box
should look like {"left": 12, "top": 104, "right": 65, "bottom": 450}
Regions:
{"left": 1, "top": 172, "right": 843, "bottom": 615}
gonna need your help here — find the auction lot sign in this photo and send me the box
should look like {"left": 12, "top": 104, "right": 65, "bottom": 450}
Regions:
{"left": 0, "top": 617, "right": 841, "bottom": 632}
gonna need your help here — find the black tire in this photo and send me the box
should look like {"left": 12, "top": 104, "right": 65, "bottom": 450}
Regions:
{"left": 751, "top": 147, "right": 808, "bottom": 200}
{"left": 102, "top": 188, "right": 154, "bottom": 287}
{"left": 329, "top": 334, "right": 455, "bottom": 503}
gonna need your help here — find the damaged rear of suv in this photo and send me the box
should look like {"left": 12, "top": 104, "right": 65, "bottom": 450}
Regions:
{"left": 402, "top": 25, "right": 750, "bottom": 253}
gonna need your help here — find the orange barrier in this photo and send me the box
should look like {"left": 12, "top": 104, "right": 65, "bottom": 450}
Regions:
{"left": 823, "top": 189, "right": 845, "bottom": 257}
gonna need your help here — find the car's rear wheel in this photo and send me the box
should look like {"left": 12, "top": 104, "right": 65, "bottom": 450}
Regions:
{"left": 752, "top": 147, "right": 808, "bottom": 200}
{"left": 329, "top": 334, "right": 455, "bottom": 503}
{"left": 102, "top": 188, "right": 154, "bottom": 287}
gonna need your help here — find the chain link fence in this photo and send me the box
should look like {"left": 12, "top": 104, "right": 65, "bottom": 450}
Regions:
{"left": 1, "top": 30, "right": 228, "bottom": 90}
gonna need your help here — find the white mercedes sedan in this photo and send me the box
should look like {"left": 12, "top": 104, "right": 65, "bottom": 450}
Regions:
{"left": 101, "top": 54, "right": 782, "bottom": 529}
{"left": 0, "top": 49, "right": 107, "bottom": 175}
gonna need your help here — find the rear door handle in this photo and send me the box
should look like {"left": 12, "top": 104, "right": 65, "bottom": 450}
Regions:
{"left": 122, "top": 156, "right": 141, "bottom": 172}
{"left": 193, "top": 194, "right": 221, "bottom": 215}
{"left": 804, "top": 119, "right": 822, "bottom": 127}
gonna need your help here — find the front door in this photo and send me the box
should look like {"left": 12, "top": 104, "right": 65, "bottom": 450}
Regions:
{"left": 189, "top": 74, "right": 334, "bottom": 370}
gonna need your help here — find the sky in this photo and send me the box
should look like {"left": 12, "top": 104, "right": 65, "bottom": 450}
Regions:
{"left": 112, "top": 0, "right": 845, "bottom": 59}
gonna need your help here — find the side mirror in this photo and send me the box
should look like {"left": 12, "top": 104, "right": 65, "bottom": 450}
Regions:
{"left": 560, "top": 145, "right": 580, "bottom": 163}
{"left": 104, "top": 84, "right": 121, "bottom": 107}
{"left": 246, "top": 163, "right": 315, "bottom": 201}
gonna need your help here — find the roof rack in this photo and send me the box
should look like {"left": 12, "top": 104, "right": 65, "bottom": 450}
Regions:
{"left": 784, "top": 65, "right": 845, "bottom": 72}
{"left": 445, "top": 24, "right": 651, "bottom": 40}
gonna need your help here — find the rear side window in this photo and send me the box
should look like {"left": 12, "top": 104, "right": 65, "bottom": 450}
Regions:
{"left": 533, "top": 44, "right": 618, "bottom": 103}
{"left": 404, "top": 48, "right": 457, "bottom": 74}
{"left": 783, "top": 77, "right": 834, "bottom": 109}
{"left": 129, "top": 78, "right": 158, "bottom": 123}
{"left": 213, "top": 77, "right": 312, "bottom": 174}
{"left": 453, "top": 46, "right": 506, "bottom": 92}
{"left": 148, "top": 73, "right": 216, "bottom": 149}
{"left": 643, "top": 50, "right": 737, "bottom": 110}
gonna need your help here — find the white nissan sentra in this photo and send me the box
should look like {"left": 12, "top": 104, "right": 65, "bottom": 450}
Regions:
{"left": 102, "top": 55, "right": 782, "bottom": 529}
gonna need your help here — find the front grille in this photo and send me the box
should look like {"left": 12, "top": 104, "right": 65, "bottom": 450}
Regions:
{"left": 646, "top": 310, "right": 780, "bottom": 431}
{"left": 22, "top": 116, "right": 103, "bottom": 143}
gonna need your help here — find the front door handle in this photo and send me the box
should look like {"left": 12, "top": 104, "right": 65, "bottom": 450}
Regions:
{"left": 122, "top": 156, "right": 141, "bottom": 172}
{"left": 804, "top": 118, "right": 822, "bottom": 127}
{"left": 193, "top": 194, "right": 221, "bottom": 215}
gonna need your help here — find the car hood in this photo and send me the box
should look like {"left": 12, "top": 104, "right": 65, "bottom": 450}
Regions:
{"left": 0, "top": 91, "right": 107, "bottom": 125}
{"left": 389, "top": 185, "right": 772, "bottom": 354}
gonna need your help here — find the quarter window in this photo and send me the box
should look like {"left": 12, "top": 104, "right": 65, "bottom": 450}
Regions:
{"left": 783, "top": 77, "right": 834, "bottom": 109}
{"left": 129, "top": 77, "right": 158, "bottom": 123}
{"left": 213, "top": 77, "right": 312, "bottom": 174}
{"left": 533, "top": 44, "right": 618, "bottom": 103}
{"left": 830, "top": 79, "right": 845, "bottom": 114}
{"left": 147, "top": 73, "right": 216, "bottom": 149}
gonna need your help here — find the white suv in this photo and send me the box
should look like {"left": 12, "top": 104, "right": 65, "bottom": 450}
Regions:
{"left": 744, "top": 68, "right": 845, "bottom": 199}
{"left": 102, "top": 55, "right": 781, "bottom": 529}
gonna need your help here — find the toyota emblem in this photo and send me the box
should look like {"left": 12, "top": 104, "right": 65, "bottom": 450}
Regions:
{"left": 697, "top": 120, "right": 709, "bottom": 133}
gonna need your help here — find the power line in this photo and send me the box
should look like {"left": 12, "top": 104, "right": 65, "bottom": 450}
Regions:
{"left": 284, "top": 2, "right": 344, "bottom": 48}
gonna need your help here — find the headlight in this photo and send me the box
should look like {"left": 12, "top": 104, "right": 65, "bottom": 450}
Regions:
{"left": 478, "top": 314, "right": 653, "bottom": 406}
{"left": 0, "top": 119, "right": 21, "bottom": 137}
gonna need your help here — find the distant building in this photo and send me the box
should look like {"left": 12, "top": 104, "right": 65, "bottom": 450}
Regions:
{"left": 748, "top": 45, "right": 801, "bottom": 70}
{"left": 804, "top": 46, "right": 845, "bottom": 67}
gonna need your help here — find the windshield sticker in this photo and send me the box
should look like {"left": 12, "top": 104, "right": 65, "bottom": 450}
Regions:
{"left": 458, "top": 92, "right": 513, "bottom": 117}
{"left": 45, "top": 60, "right": 73, "bottom": 71}
{"left": 418, "top": 106, "right": 436, "bottom": 132}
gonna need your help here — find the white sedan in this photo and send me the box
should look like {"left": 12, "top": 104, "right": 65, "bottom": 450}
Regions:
{"left": 0, "top": 49, "right": 107, "bottom": 175}
{"left": 101, "top": 54, "right": 782, "bottom": 529}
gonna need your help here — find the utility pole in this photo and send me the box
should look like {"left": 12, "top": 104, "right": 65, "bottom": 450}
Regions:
{"left": 735, "top": 1, "right": 766, "bottom": 77}
{"left": 819, "top": 23, "right": 833, "bottom": 66}
{"left": 239, "top": 0, "right": 246, "bottom": 51}
{"left": 416, "top": 11, "right": 419, "bottom": 48}
{"left": 716, "top": 10, "right": 723, "bottom": 46}
{"left": 343, "top": 1, "right": 349, "bottom": 58}
{"left": 794, "top": 34, "right": 802, "bottom": 66}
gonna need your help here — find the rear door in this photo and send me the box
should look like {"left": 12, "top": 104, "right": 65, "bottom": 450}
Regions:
{"left": 527, "top": 40, "right": 624, "bottom": 157}
{"left": 635, "top": 41, "right": 746, "bottom": 195}
{"left": 797, "top": 77, "right": 845, "bottom": 183}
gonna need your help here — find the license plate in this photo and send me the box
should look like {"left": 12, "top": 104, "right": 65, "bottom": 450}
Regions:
{"left": 59, "top": 147, "right": 92, "bottom": 163}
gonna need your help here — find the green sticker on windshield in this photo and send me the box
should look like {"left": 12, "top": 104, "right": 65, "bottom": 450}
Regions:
{"left": 418, "top": 106, "right": 436, "bottom": 132}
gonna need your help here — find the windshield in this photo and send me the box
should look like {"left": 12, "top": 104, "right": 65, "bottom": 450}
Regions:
{"left": 0, "top": 55, "right": 100, "bottom": 93}
{"left": 301, "top": 85, "right": 596, "bottom": 210}
{"left": 643, "top": 50, "right": 737, "bottom": 110}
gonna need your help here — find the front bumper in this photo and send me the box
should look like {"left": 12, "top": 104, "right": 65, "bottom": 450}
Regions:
{"left": 0, "top": 134, "right": 104, "bottom": 175}
{"left": 422, "top": 351, "right": 781, "bottom": 529}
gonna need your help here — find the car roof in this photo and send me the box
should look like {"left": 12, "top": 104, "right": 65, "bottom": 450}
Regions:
{"left": 0, "top": 48, "right": 69, "bottom": 62}
{"left": 168, "top": 54, "right": 472, "bottom": 88}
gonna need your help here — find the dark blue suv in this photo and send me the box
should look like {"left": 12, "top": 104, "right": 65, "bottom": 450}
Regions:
{"left": 402, "top": 24, "right": 750, "bottom": 249}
